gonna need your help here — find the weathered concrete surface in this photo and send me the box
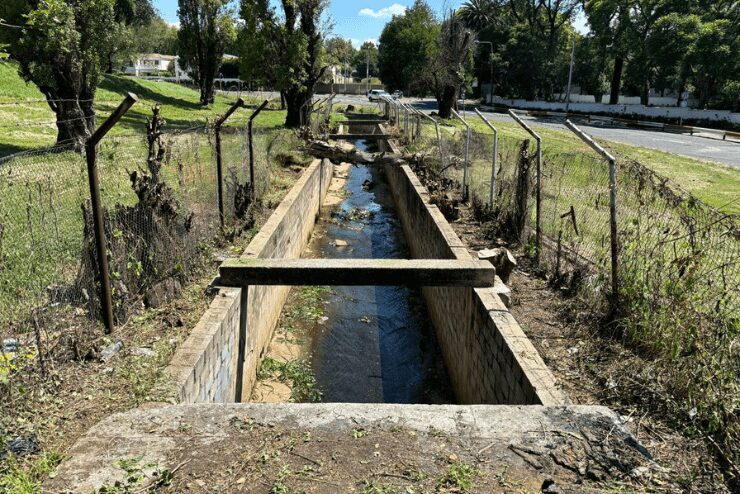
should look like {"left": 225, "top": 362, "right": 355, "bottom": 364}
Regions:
{"left": 384, "top": 162, "right": 567, "bottom": 406}
{"left": 46, "top": 404, "right": 652, "bottom": 493}
{"left": 165, "top": 158, "right": 333, "bottom": 403}
{"left": 218, "top": 258, "right": 496, "bottom": 287}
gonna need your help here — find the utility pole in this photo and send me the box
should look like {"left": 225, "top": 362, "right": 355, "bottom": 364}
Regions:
{"left": 366, "top": 50, "right": 370, "bottom": 94}
{"left": 475, "top": 41, "right": 494, "bottom": 105}
{"left": 565, "top": 37, "right": 576, "bottom": 114}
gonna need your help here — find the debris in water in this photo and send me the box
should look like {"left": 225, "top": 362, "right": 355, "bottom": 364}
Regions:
{"left": 334, "top": 239, "right": 349, "bottom": 247}
{"left": 362, "top": 179, "right": 374, "bottom": 191}
{"left": 359, "top": 316, "right": 371, "bottom": 324}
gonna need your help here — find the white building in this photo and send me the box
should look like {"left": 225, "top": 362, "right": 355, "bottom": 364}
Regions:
{"left": 124, "top": 54, "right": 190, "bottom": 81}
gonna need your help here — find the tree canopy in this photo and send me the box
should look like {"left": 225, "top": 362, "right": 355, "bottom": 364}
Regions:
{"left": 0, "top": 0, "right": 124, "bottom": 146}
{"left": 238, "top": 0, "right": 329, "bottom": 127}
{"left": 378, "top": 1, "right": 439, "bottom": 94}
{"left": 178, "top": 0, "right": 235, "bottom": 105}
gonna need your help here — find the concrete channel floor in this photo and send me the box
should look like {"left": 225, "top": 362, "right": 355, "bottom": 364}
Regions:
{"left": 46, "top": 403, "right": 654, "bottom": 493}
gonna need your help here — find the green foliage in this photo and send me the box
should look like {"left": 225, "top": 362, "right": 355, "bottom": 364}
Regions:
{"left": 436, "top": 460, "right": 478, "bottom": 492}
{"left": 353, "top": 41, "right": 379, "bottom": 80}
{"left": 325, "top": 36, "right": 356, "bottom": 67}
{"left": 238, "top": 0, "right": 329, "bottom": 126}
{"left": 0, "top": 451, "right": 62, "bottom": 494}
{"left": 132, "top": 16, "right": 180, "bottom": 56}
{"left": 177, "top": 0, "right": 235, "bottom": 105}
{"left": 257, "top": 357, "right": 322, "bottom": 403}
{"left": 378, "top": 0, "right": 439, "bottom": 94}
{"left": 585, "top": 0, "right": 739, "bottom": 108}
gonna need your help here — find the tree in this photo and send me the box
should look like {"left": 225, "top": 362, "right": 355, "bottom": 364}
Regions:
{"left": 430, "top": 13, "right": 473, "bottom": 118}
{"left": 378, "top": 0, "right": 439, "bottom": 94}
{"left": 574, "top": 34, "right": 611, "bottom": 102}
{"left": 133, "top": 16, "right": 179, "bottom": 56}
{"left": 177, "top": 0, "right": 235, "bottom": 106}
{"left": 458, "top": 0, "right": 496, "bottom": 31}
{"left": 107, "top": 0, "right": 155, "bottom": 72}
{"left": 0, "top": 0, "right": 118, "bottom": 147}
{"left": 353, "top": 41, "right": 378, "bottom": 81}
{"left": 686, "top": 19, "right": 739, "bottom": 108}
{"left": 325, "top": 36, "right": 355, "bottom": 66}
{"left": 238, "top": 0, "right": 329, "bottom": 127}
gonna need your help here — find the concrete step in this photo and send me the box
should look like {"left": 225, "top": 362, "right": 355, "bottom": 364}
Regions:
{"left": 46, "top": 403, "right": 652, "bottom": 493}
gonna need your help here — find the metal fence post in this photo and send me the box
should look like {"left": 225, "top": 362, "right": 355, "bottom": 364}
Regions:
{"left": 248, "top": 100, "right": 270, "bottom": 200}
{"left": 565, "top": 120, "right": 619, "bottom": 305}
{"left": 508, "top": 110, "right": 542, "bottom": 262}
{"left": 214, "top": 98, "right": 246, "bottom": 230}
{"left": 474, "top": 109, "right": 498, "bottom": 207}
{"left": 84, "top": 92, "right": 139, "bottom": 333}
{"left": 451, "top": 109, "right": 471, "bottom": 202}
{"left": 414, "top": 108, "right": 447, "bottom": 173}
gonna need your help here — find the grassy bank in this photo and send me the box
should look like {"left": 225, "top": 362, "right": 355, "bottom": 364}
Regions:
{"left": 443, "top": 117, "right": 739, "bottom": 214}
{"left": 0, "top": 61, "right": 284, "bottom": 156}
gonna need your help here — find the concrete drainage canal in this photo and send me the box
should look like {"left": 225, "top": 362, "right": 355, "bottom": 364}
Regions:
{"left": 47, "top": 118, "right": 654, "bottom": 492}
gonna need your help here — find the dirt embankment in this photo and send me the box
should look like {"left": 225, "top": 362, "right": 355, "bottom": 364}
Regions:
{"left": 449, "top": 204, "right": 734, "bottom": 493}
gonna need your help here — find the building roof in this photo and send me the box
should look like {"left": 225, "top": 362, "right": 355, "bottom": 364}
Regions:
{"left": 139, "top": 54, "right": 178, "bottom": 61}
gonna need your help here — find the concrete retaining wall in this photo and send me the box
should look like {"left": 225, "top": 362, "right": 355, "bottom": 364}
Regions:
{"left": 489, "top": 95, "right": 740, "bottom": 124}
{"left": 166, "top": 159, "right": 333, "bottom": 403}
{"left": 383, "top": 162, "right": 566, "bottom": 406}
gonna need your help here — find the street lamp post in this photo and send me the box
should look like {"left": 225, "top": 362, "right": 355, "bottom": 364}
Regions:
{"left": 565, "top": 37, "right": 576, "bottom": 114}
{"left": 475, "top": 41, "right": 494, "bottom": 105}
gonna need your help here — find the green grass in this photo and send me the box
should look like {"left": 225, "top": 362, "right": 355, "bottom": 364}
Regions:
{"left": 0, "top": 61, "right": 285, "bottom": 155}
{"left": 443, "top": 116, "right": 740, "bottom": 214}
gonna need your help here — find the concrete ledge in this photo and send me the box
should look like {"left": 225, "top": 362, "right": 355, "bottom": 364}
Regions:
{"left": 46, "top": 403, "right": 650, "bottom": 493}
{"left": 218, "top": 258, "right": 496, "bottom": 286}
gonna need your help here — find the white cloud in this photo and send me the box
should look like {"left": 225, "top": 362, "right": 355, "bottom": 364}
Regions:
{"left": 166, "top": 21, "right": 180, "bottom": 29}
{"left": 358, "top": 3, "right": 406, "bottom": 19}
{"left": 350, "top": 38, "right": 379, "bottom": 49}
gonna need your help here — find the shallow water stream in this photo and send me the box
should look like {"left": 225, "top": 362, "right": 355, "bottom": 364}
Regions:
{"left": 304, "top": 140, "right": 454, "bottom": 403}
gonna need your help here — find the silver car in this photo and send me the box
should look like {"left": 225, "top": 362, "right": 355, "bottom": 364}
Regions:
{"left": 368, "top": 89, "right": 389, "bottom": 102}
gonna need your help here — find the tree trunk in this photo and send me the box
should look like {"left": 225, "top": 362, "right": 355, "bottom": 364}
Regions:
{"left": 280, "top": 91, "right": 286, "bottom": 110}
{"left": 200, "top": 75, "right": 215, "bottom": 105}
{"left": 594, "top": 93, "right": 604, "bottom": 103}
{"left": 285, "top": 87, "right": 309, "bottom": 128}
{"left": 609, "top": 56, "right": 624, "bottom": 105}
{"left": 43, "top": 85, "right": 96, "bottom": 149}
{"left": 438, "top": 85, "right": 458, "bottom": 119}
{"left": 640, "top": 80, "right": 649, "bottom": 106}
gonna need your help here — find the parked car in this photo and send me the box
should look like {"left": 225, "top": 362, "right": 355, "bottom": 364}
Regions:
{"left": 392, "top": 90, "right": 403, "bottom": 99}
{"left": 368, "top": 89, "right": 389, "bottom": 102}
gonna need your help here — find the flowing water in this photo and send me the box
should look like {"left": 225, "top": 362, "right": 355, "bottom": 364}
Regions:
{"left": 305, "top": 140, "right": 454, "bottom": 404}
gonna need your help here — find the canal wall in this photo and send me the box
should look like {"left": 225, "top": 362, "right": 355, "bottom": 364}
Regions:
{"left": 165, "top": 158, "right": 333, "bottom": 403}
{"left": 383, "top": 161, "right": 566, "bottom": 405}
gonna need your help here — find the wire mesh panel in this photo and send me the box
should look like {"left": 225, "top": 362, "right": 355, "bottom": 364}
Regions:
{"left": 0, "top": 145, "right": 89, "bottom": 333}
{"left": 537, "top": 150, "right": 613, "bottom": 275}
{"left": 86, "top": 130, "right": 220, "bottom": 323}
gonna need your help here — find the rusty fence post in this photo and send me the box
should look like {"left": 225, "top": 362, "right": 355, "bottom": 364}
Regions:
{"left": 85, "top": 92, "right": 139, "bottom": 333}
{"left": 565, "top": 120, "right": 619, "bottom": 306}
{"left": 474, "top": 108, "right": 498, "bottom": 207}
{"left": 508, "top": 110, "right": 542, "bottom": 263}
{"left": 248, "top": 100, "right": 270, "bottom": 200}
{"left": 214, "top": 98, "right": 246, "bottom": 230}
{"left": 451, "top": 109, "right": 471, "bottom": 202}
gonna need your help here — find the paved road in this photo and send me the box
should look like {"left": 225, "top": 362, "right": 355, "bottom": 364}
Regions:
{"left": 406, "top": 98, "right": 740, "bottom": 169}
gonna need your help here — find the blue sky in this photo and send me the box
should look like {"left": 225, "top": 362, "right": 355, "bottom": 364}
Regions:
{"left": 153, "top": 1, "right": 587, "bottom": 47}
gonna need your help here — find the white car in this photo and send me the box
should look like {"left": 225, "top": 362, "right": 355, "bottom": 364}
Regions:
{"left": 368, "top": 89, "right": 389, "bottom": 102}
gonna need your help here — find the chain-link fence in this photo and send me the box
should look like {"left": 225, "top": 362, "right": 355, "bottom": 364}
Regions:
{"left": 412, "top": 111, "right": 739, "bottom": 455}
{"left": 0, "top": 101, "right": 288, "bottom": 386}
